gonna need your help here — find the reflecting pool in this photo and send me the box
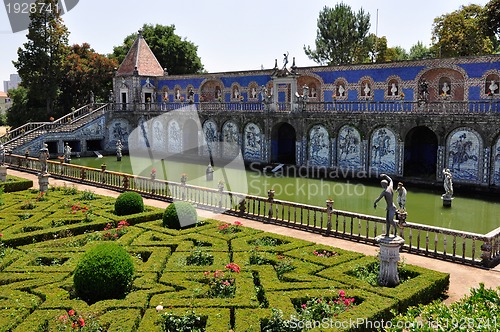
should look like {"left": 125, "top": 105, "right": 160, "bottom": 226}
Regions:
{"left": 70, "top": 156, "right": 500, "bottom": 234}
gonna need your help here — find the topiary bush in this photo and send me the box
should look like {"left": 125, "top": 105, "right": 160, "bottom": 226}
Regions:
{"left": 73, "top": 242, "right": 134, "bottom": 304}
{"left": 114, "top": 191, "right": 144, "bottom": 216}
{"left": 162, "top": 201, "right": 197, "bottom": 229}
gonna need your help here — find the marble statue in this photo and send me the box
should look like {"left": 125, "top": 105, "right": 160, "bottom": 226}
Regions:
{"left": 374, "top": 173, "right": 398, "bottom": 237}
{"left": 64, "top": 143, "right": 72, "bottom": 163}
{"left": 442, "top": 168, "right": 453, "bottom": 198}
{"left": 39, "top": 144, "right": 49, "bottom": 174}
{"left": 396, "top": 182, "right": 407, "bottom": 211}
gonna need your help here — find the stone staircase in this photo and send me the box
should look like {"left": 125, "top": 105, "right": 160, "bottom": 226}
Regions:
{"left": 0, "top": 103, "right": 109, "bottom": 153}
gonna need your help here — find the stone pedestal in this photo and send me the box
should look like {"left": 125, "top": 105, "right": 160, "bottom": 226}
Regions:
{"left": 0, "top": 165, "right": 7, "bottom": 182}
{"left": 441, "top": 195, "right": 453, "bottom": 207}
{"left": 38, "top": 173, "right": 50, "bottom": 193}
{"left": 376, "top": 235, "right": 405, "bottom": 287}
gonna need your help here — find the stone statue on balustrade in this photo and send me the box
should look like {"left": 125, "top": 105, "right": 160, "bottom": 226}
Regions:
{"left": 39, "top": 144, "right": 50, "bottom": 174}
{"left": 64, "top": 142, "right": 72, "bottom": 163}
{"left": 260, "top": 85, "right": 272, "bottom": 108}
{"left": 442, "top": 168, "right": 453, "bottom": 199}
{"left": 0, "top": 142, "right": 5, "bottom": 166}
{"left": 396, "top": 182, "right": 407, "bottom": 212}
{"left": 373, "top": 173, "right": 398, "bottom": 237}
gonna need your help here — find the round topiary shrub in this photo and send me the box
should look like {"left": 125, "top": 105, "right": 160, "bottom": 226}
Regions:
{"left": 162, "top": 201, "right": 197, "bottom": 229}
{"left": 114, "top": 191, "right": 144, "bottom": 216}
{"left": 73, "top": 243, "right": 134, "bottom": 304}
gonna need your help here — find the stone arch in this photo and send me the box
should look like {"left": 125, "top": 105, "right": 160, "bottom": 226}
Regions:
{"left": 182, "top": 119, "right": 199, "bottom": 156}
{"left": 243, "top": 122, "right": 263, "bottom": 161}
{"left": 369, "top": 127, "right": 399, "bottom": 174}
{"left": 386, "top": 75, "right": 402, "bottom": 99}
{"left": 151, "top": 119, "right": 165, "bottom": 152}
{"left": 483, "top": 70, "right": 500, "bottom": 98}
{"left": 404, "top": 126, "right": 438, "bottom": 177}
{"left": 167, "top": 119, "right": 182, "bottom": 154}
{"left": 492, "top": 135, "right": 500, "bottom": 185}
{"left": 248, "top": 81, "right": 260, "bottom": 101}
{"left": 337, "top": 125, "right": 362, "bottom": 170}
{"left": 200, "top": 79, "right": 224, "bottom": 102}
{"left": 359, "top": 76, "right": 375, "bottom": 100}
{"left": 297, "top": 75, "right": 323, "bottom": 101}
{"left": 334, "top": 77, "right": 348, "bottom": 100}
{"left": 222, "top": 120, "right": 240, "bottom": 158}
{"left": 271, "top": 122, "right": 296, "bottom": 164}
{"left": 230, "top": 83, "right": 242, "bottom": 101}
{"left": 307, "top": 124, "right": 330, "bottom": 166}
{"left": 108, "top": 118, "right": 130, "bottom": 150}
{"left": 415, "top": 66, "right": 467, "bottom": 101}
{"left": 445, "top": 127, "right": 482, "bottom": 181}
{"left": 173, "top": 84, "right": 183, "bottom": 102}
{"left": 202, "top": 119, "right": 219, "bottom": 158}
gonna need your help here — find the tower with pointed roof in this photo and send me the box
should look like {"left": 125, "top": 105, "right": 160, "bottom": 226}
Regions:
{"left": 112, "top": 30, "right": 166, "bottom": 110}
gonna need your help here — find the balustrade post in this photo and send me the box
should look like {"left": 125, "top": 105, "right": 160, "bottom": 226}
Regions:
{"left": 123, "top": 175, "right": 129, "bottom": 190}
{"left": 481, "top": 240, "right": 493, "bottom": 267}
{"left": 218, "top": 180, "right": 225, "bottom": 209}
{"left": 80, "top": 169, "right": 86, "bottom": 180}
{"left": 238, "top": 197, "right": 246, "bottom": 216}
{"left": 324, "top": 199, "right": 334, "bottom": 236}
{"left": 267, "top": 189, "right": 275, "bottom": 223}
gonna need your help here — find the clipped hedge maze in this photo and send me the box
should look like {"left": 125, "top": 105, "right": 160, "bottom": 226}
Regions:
{"left": 0, "top": 187, "right": 449, "bottom": 331}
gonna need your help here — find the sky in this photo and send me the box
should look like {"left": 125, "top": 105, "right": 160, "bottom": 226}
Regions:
{"left": 0, "top": 0, "right": 491, "bottom": 89}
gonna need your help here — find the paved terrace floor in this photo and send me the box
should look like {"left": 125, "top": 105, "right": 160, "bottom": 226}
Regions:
{"left": 6, "top": 169, "right": 500, "bottom": 305}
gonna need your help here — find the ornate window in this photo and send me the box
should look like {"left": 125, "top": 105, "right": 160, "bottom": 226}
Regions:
{"left": 485, "top": 74, "right": 499, "bottom": 96}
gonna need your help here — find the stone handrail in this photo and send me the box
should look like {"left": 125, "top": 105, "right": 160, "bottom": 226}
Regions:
{"left": 5, "top": 154, "right": 499, "bottom": 268}
{"left": 109, "top": 100, "right": 500, "bottom": 114}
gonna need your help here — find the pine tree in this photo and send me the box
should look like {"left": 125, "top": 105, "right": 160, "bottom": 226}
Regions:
{"left": 13, "top": 0, "right": 69, "bottom": 122}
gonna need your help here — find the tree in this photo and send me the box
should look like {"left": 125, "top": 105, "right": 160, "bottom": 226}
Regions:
{"left": 431, "top": 4, "right": 493, "bottom": 57}
{"left": 304, "top": 4, "right": 371, "bottom": 65}
{"left": 59, "top": 43, "right": 118, "bottom": 111}
{"left": 409, "top": 41, "right": 433, "bottom": 60}
{"left": 111, "top": 24, "right": 204, "bottom": 75}
{"left": 6, "top": 87, "right": 28, "bottom": 128}
{"left": 485, "top": 0, "right": 500, "bottom": 49}
{"left": 13, "top": 0, "right": 69, "bottom": 122}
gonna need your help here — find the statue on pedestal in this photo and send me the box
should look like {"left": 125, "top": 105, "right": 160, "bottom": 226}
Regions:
{"left": 39, "top": 144, "right": 49, "bottom": 174}
{"left": 116, "top": 140, "right": 123, "bottom": 161}
{"left": 373, "top": 173, "right": 398, "bottom": 237}
{"left": 396, "top": 182, "right": 407, "bottom": 211}
{"left": 64, "top": 142, "right": 72, "bottom": 163}
{"left": 442, "top": 168, "right": 453, "bottom": 199}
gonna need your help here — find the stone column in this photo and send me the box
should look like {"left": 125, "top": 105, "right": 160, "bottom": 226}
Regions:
{"left": 376, "top": 235, "right": 405, "bottom": 287}
{"left": 0, "top": 165, "right": 7, "bottom": 182}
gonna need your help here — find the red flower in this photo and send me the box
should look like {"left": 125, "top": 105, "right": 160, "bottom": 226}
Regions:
{"left": 78, "top": 318, "right": 85, "bottom": 327}
{"left": 225, "top": 262, "right": 241, "bottom": 273}
{"left": 68, "top": 309, "right": 75, "bottom": 316}
{"left": 233, "top": 221, "right": 243, "bottom": 226}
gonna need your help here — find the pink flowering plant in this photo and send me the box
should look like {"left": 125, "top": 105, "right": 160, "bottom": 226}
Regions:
{"left": 202, "top": 263, "right": 241, "bottom": 298}
{"left": 55, "top": 308, "right": 105, "bottom": 331}
{"left": 297, "top": 290, "right": 355, "bottom": 321}
{"left": 102, "top": 220, "right": 130, "bottom": 240}
{"left": 217, "top": 221, "right": 243, "bottom": 234}
{"left": 312, "top": 249, "right": 338, "bottom": 258}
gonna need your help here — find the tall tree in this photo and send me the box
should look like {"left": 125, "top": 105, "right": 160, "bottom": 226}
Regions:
{"left": 431, "top": 4, "right": 493, "bottom": 57}
{"left": 60, "top": 43, "right": 118, "bottom": 111}
{"left": 485, "top": 0, "right": 500, "bottom": 50}
{"left": 13, "top": 0, "right": 69, "bottom": 122}
{"left": 304, "top": 4, "right": 371, "bottom": 65}
{"left": 111, "top": 24, "right": 204, "bottom": 75}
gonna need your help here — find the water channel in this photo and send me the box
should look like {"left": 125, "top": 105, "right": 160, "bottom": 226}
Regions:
{"left": 70, "top": 156, "right": 500, "bottom": 235}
